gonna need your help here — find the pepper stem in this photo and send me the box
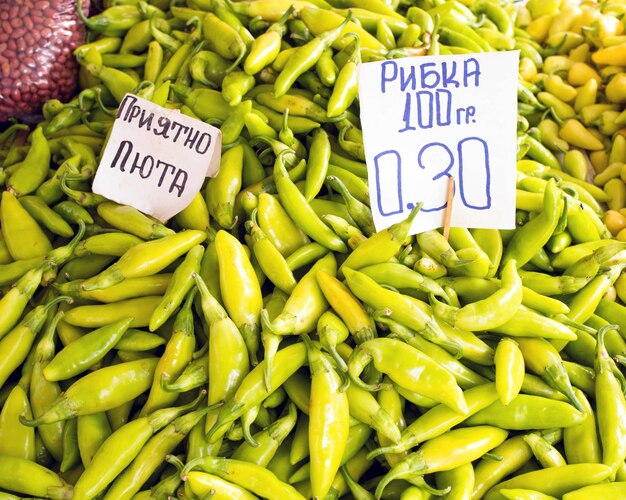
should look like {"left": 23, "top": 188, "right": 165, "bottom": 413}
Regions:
{"left": 429, "top": 293, "right": 459, "bottom": 326}
{"left": 375, "top": 460, "right": 421, "bottom": 499}
{"left": 261, "top": 330, "right": 281, "bottom": 392}
{"left": 165, "top": 454, "right": 185, "bottom": 473}
{"left": 20, "top": 395, "right": 73, "bottom": 427}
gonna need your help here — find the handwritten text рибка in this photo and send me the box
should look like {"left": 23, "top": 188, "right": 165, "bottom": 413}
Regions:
{"left": 373, "top": 57, "right": 491, "bottom": 217}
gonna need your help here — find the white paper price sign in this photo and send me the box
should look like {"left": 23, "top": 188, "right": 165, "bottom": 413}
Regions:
{"left": 358, "top": 51, "right": 520, "bottom": 234}
{"left": 92, "top": 94, "right": 221, "bottom": 222}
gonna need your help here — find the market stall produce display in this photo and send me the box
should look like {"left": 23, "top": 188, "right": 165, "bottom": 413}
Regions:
{"left": 1, "top": 0, "right": 626, "bottom": 498}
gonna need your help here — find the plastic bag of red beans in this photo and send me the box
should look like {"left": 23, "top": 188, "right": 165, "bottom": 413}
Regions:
{"left": 0, "top": 0, "right": 90, "bottom": 122}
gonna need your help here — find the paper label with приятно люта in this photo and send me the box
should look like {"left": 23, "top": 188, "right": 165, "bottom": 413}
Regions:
{"left": 358, "top": 50, "right": 520, "bottom": 234}
{"left": 92, "top": 94, "right": 221, "bottom": 222}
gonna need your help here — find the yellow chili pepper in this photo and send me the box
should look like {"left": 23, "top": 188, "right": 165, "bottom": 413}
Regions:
{"left": 606, "top": 72, "right": 626, "bottom": 103}
{"left": 303, "top": 334, "right": 350, "bottom": 499}
{"left": 216, "top": 229, "right": 263, "bottom": 363}
{"left": 80, "top": 230, "right": 206, "bottom": 291}
{"left": 568, "top": 62, "right": 602, "bottom": 86}
{"left": 544, "top": 74, "right": 578, "bottom": 103}
{"left": 559, "top": 119, "right": 605, "bottom": 150}
{"left": 494, "top": 338, "right": 525, "bottom": 405}
{"left": 592, "top": 42, "right": 626, "bottom": 66}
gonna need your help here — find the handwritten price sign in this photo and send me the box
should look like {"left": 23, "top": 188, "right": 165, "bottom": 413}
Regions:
{"left": 358, "top": 51, "right": 519, "bottom": 234}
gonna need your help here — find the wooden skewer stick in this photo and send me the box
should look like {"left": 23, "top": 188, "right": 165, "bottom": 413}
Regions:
{"left": 442, "top": 176, "right": 455, "bottom": 240}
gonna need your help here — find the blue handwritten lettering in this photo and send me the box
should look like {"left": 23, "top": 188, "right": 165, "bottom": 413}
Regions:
{"left": 458, "top": 137, "right": 490, "bottom": 210}
{"left": 441, "top": 62, "right": 460, "bottom": 88}
{"left": 417, "top": 142, "right": 454, "bottom": 212}
{"left": 374, "top": 150, "right": 403, "bottom": 217}
{"left": 464, "top": 58, "right": 481, "bottom": 87}
{"left": 380, "top": 58, "right": 481, "bottom": 94}
{"left": 417, "top": 92, "right": 434, "bottom": 129}
{"left": 436, "top": 90, "right": 452, "bottom": 126}
{"left": 399, "top": 93, "right": 416, "bottom": 133}
{"left": 380, "top": 61, "right": 398, "bottom": 93}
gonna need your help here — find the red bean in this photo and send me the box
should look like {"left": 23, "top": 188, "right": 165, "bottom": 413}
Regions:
{"left": 0, "top": 0, "right": 90, "bottom": 121}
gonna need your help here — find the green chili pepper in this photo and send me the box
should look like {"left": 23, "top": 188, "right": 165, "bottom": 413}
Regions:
{"left": 97, "top": 201, "right": 174, "bottom": 240}
{"left": 252, "top": 102, "right": 321, "bottom": 134}
{"left": 202, "top": 12, "right": 246, "bottom": 71}
{"left": 0, "top": 384, "right": 36, "bottom": 461}
{"left": 160, "top": 355, "right": 206, "bottom": 393}
{"left": 103, "top": 403, "right": 212, "bottom": 500}
{"left": 323, "top": 214, "right": 367, "bottom": 250}
{"left": 523, "top": 432, "right": 567, "bottom": 468}
{"left": 80, "top": 229, "right": 206, "bottom": 291}
{"left": 348, "top": 267, "right": 460, "bottom": 354}
{"left": 73, "top": 233, "right": 143, "bottom": 258}
{"left": 473, "top": 434, "right": 534, "bottom": 499}
{"left": 56, "top": 274, "right": 171, "bottom": 304}
{"left": 288, "top": 418, "right": 372, "bottom": 484}
{"left": 502, "top": 179, "right": 563, "bottom": 268}
{"left": 484, "top": 463, "right": 613, "bottom": 500}
{"left": 61, "top": 296, "right": 162, "bottom": 329}
{"left": 0, "top": 456, "right": 72, "bottom": 499}
{"left": 141, "top": 290, "right": 198, "bottom": 416}
{"left": 232, "top": 403, "right": 297, "bottom": 467}
{"left": 274, "top": 12, "right": 352, "bottom": 97}
{"left": 215, "top": 228, "right": 263, "bottom": 364}
{"left": 376, "top": 426, "right": 508, "bottom": 499}
{"left": 44, "top": 317, "right": 134, "bottom": 382}
{"left": 494, "top": 338, "right": 524, "bottom": 405}
{"left": 594, "top": 325, "right": 626, "bottom": 478}
{"left": 370, "top": 382, "right": 499, "bottom": 461}
{"left": 516, "top": 336, "right": 583, "bottom": 411}
{"left": 194, "top": 273, "right": 249, "bottom": 434}
{"left": 171, "top": 85, "right": 231, "bottom": 122}
{"left": 78, "top": 0, "right": 162, "bottom": 36}
{"left": 244, "top": 6, "right": 293, "bottom": 75}
{"left": 435, "top": 462, "right": 474, "bottom": 500}
{"left": 562, "top": 482, "right": 626, "bottom": 499}
{"left": 76, "top": 412, "right": 112, "bottom": 468}
{"left": 21, "top": 357, "right": 159, "bottom": 426}
{"left": 53, "top": 200, "right": 93, "bottom": 225}
{"left": 348, "top": 337, "right": 467, "bottom": 414}
{"left": 299, "top": 334, "right": 350, "bottom": 499}
{"left": 18, "top": 196, "right": 73, "bottom": 238}
{"left": 345, "top": 379, "right": 402, "bottom": 444}
{"left": 72, "top": 398, "right": 204, "bottom": 500}
{"left": 375, "top": 313, "right": 487, "bottom": 389}
{"left": 273, "top": 151, "right": 347, "bottom": 253}
{"left": 29, "top": 310, "right": 65, "bottom": 463}
{"left": 182, "top": 455, "right": 305, "bottom": 500}
{"left": 246, "top": 210, "right": 297, "bottom": 294}
{"left": 184, "top": 470, "right": 258, "bottom": 499}
{"left": 221, "top": 71, "right": 256, "bottom": 107}
{"left": 465, "top": 394, "right": 585, "bottom": 430}
{"left": 0, "top": 296, "right": 70, "bottom": 389}
{"left": 262, "top": 252, "right": 335, "bottom": 336}
{"left": 221, "top": 101, "right": 254, "bottom": 145}
{"left": 518, "top": 269, "right": 588, "bottom": 295}
{"left": 207, "top": 342, "right": 307, "bottom": 443}
{"left": 59, "top": 416, "right": 80, "bottom": 472}
{"left": 431, "top": 259, "right": 522, "bottom": 331}
{"left": 206, "top": 143, "right": 244, "bottom": 229}
{"left": 148, "top": 244, "right": 203, "bottom": 332}
{"left": 326, "top": 175, "right": 374, "bottom": 236}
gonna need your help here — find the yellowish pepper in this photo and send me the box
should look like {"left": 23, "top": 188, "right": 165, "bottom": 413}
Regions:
{"left": 559, "top": 119, "right": 605, "bottom": 150}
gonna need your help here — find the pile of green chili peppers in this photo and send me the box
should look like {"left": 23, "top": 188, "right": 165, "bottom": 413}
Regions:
{"left": 1, "top": 0, "right": 626, "bottom": 498}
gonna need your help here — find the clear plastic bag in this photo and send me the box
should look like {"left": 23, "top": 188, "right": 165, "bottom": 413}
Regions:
{"left": 0, "top": 0, "right": 90, "bottom": 122}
